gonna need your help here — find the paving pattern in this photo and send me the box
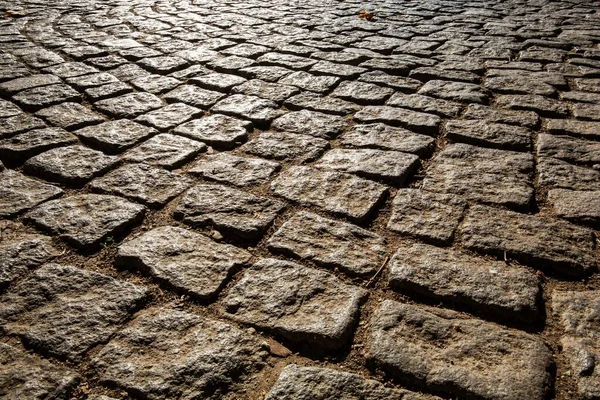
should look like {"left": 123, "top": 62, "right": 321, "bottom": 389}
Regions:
{"left": 0, "top": 0, "right": 599, "bottom": 399}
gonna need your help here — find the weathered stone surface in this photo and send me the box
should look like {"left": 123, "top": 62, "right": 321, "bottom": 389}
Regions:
{"left": 130, "top": 74, "right": 181, "bottom": 94}
{"left": 43, "top": 61, "right": 98, "bottom": 78}
{"left": 0, "top": 74, "right": 61, "bottom": 95}
{"left": 548, "top": 189, "right": 600, "bottom": 226}
{"left": 552, "top": 290, "right": 600, "bottom": 399}
{"left": 368, "top": 299, "right": 553, "bottom": 400}
{"left": 35, "top": 102, "right": 104, "bottom": 130}
{"left": 315, "top": 148, "right": 419, "bottom": 184}
{"left": 495, "top": 94, "right": 568, "bottom": 117}
{"left": 271, "top": 109, "right": 346, "bottom": 139}
{"left": 445, "top": 119, "right": 532, "bottom": 151}
{"left": 239, "top": 65, "right": 292, "bottom": 82}
{"left": 90, "top": 163, "right": 192, "bottom": 207}
{"left": 387, "top": 189, "right": 466, "bottom": 245}
{"left": 331, "top": 81, "right": 394, "bottom": 104}
{"left": 11, "top": 84, "right": 81, "bottom": 111}
{"left": 24, "top": 145, "right": 118, "bottom": 186}
{"left": 423, "top": 143, "right": 534, "bottom": 210}
{"left": 272, "top": 166, "right": 387, "bottom": 221}
{"left": 309, "top": 60, "right": 367, "bottom": 78}
{"left": 258, "top": 52, "right": 317, "bottom": 70}
{"left": 0, "top": 127, "right": 77, "bottom": 164}
{"left": 232, "top": 79, "right": 299, "bottom": 104}
{"left": 116, "top": 226, "right": 251, "bottom": 299}
{"left": 538, "top": 157, "right": 600, "bottom": 191}
{"left": 359, "top": 70, "right": 422, "bottom": 92}
{"left": 0, "top": 263, "right": 148, "bottom": 361}
{"left": 211, "top": 94, "right": 283, "bottom": 126}
{"left": 537, "top": 133, "right": 600, "bottom": 165}
{"left": 388, "top": 242, "right": 541, "bottom": 324}
{"left": 66, "top": 72, "right": 119, "bottom": 89}
{"left": 386, "top": 93, "right": 463, "bottom": 118}
{"left": 134, "top": 102, "right": 202, "bottom": 131}
{"left": 0, "top": 233, "right": 59, "bottom": 291}
{"left": 90, "top": 307, "right": 267, "bottom": 399}
{"left": 175, "top": 184, "right": 285, "bottom": 240}
{"left": 173, "top": 114, "right": 251, "bottom": 149}
{"left": 0, "top": 114, "right": 46, "bottom": 139}
{"left": 547, "top": 119, "right": 600, "bottom": 141}
{"left": 222, "top": 258, "right": 366, "bottom": 348}
{"left": 573, "top": 103, "right": 600, "bottom": 121}
{"left": 464, "top": 104, "right": 540, "bottom": 129}
{"left": 189, "top": 153, "right": 279, "bottom": 187}
{"left": 94, "top": 92, "right": 163, "bottom": 118}
{"left": 123, "top": 133, "right": 205, "bottom": 169}
{"left": 283, "top": 92, "right": 360, "bottom": 115}
{"left": 339, "top": 123, "right": 434, "bottom": 156}
{"left": 84, "top": 81, "right": 133, "bottom": 101}
{"left": 0, "top": 170, "right": 63, "bottom": 217}
{"left": 279, "top": 71, "right": 340, "bottom": 94}
{"left": 485, "top": 75, "right": 557, "bottom": 96}
{"left": 164, "top": 85, "right": 226, "bottom": 108}
{"left": 264, "top": 364, "right": 438, "bottom": 400}
{"left": 267, "top": 211, "right": 387, "bottom": 276}
{"left": 191, "top": 72, "right": 246, "bottom": 92}
{"left": 24, "top": 194, "right": 145, "bottom": 248}
{"left": 0, "top": 343, "right": 80, "bottom": 399}
{"left": 460, "top": 204, "right": 597, "bottom": 276}
{"left": 0, "top": 100, "right": 22, "bottom": 118}
{"left": 354, "top": 106, "right": 441, "bottom": 136}
{"left": 138, "top": 55, "right": 189, "bottom": 74}
{"left": 74, "top": 120, "right": 155, "bottom": 154}
{"left": 418, "top": 79, "right": 489, "bottom": 104}
{"left": 409, "top": 67, "right": 480, "bottom": 83}
{"left": 241, "top": 131, "right": 329, "bottom": 162}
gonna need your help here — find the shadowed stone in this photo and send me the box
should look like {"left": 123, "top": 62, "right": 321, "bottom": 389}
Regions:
{"left": 232, "top": 79, "right": 300, "bottom": 104}
{"left": 0, "top": 74, "right": 62, "bottom": 95}
{"left": 0, "top": 127, "right": 77, "bottom": 164}
{"left": 0, "top": 170, "right": 63, "bottom": 217}
{"left": 164, "top": 85, "right": 226, "bottom": 108}
{"left": 418, "top": 80, "right": 489, "bottom": 104}
{"left": 354, "top": 106, "right": 441, "bottom": 136}
{"left": 386, "top": 93, "right": 463, "bottom": 118}
{"left": 283, "top": 92, "right": 361, "bottom": 115}
{"left": 537, "top": 134, "right": 600, "bottom": 165}
{"left": 279, "top": 71, "right": 340, "bottom": 94}
{"left": 495, "top": 94, "right": 568, "bottom": 117}
{"left": 0, "top": 114, "right": 46, "bottom": 139}
{"left": 331, "top": 81, "right": 394, "bottom": 104}
{"left": 445, "top": 119, "right": 532, "bottom": 151}
{"left": 547, "top": 119, "right": 600, "bottom": 141}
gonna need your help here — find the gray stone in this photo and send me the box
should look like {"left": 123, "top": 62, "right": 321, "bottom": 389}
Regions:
{"left": 573, "top": 103, "right": 600, "bottom": 121}
{"left": 283, "top": 92, "right": 360, "bottom": 115}
{"left": 388, "top": 242, "right": 541, "bottom": 324}
{"left": 495, "top": 94, "right": 568, "bottom": 117}
{"left": 190, "top": 72, "right": 246, "bottom": 92}
{"left": 484, "top": 75, "right": 557, "bottom": 96}
{"left": 94, "top": 92, "right": 163, "bottom": 118}
{"left": 257, "top": 52, "right": 318, "bottom": 70}
{"left": 271, "top": 110, "right": 346, "bottom": 139}
{"left": 538, "top": 157, "right": 600, "bottom": 191}
{"left": 12, "top": 84, "right": 82, "bottom": 111}
{"left": 74, "top": 120, "right": 155, "bottom": 154}
{"left": 0, "top": 100, "right": 22, "bottom": 118}
{"left": 0, "top": 170, "right": 63, "bottom": 217}
{"left": 89, "top": 163, "right": 193, "bottom": 207}
{"left": 84, "top": 81, "right": 133, "bottom": 101}
{"left": 267, "top": 211, "right": 387, "bottom": 276}
{"left": 354, "top": 106, "right": 441, "bottom": 136}
{"left": 222, "top": 258, "right": 366, "bottom": 349}
{"left": 138, "top": 55, "right": 189, "bottom": 74}
{"left": 173, "top": 114, "right": 251, "bottom": 149}
{"left": 387, "top": 189, "right": 466, "bottom": 245}
{"left": 537, "top": 134, "right": 600, "bottom": 165}
{"left": 272, "top": 166, "right": 387, "bottom": 221}
{"left": 134, "top": 103, "right": 202, "bottom": 131}
{"left": 279, "top": 71, "right": 340, "bottom": 94}
{"left": 43, "top": 61, "right": 98, "bottom": 78}
{"left": 264, "top": 364, "right": 439, "bottom": 400}
{"left": 109, "top": 64, "right": 151, "bottom": 82}
{"left": 331, "top": 81, "right": 394, "bottom": 104}
{"left": 164, "top": 85, "right": 226, "bottom": 108}
{"left": 552, "top": 290, "right": 600, "bottom": 399}
{"left": 24, "top": 194, "right": 145, "bottom": 249}
{"left": 231, "top": 79, "right": 300, "bottom": 104}
{"left": 386, "top": 93, "right": 463, "bottom": 118}
{"left": 239, "top": 65, "right": 293, "bottom": 82}
{"left": 0, "top": 74, "right": 62, "bottom": 95}
{"left": 0, "top": 263, "right": 148, "bottom": 361}
{"left": 409, "top": 67, "right": 480, "bottom": 83}
{"left": 460, "top": 204, "right": 597, "bottom": 277}
{"left": 418, "top": 79, "right": 489, "bottom": 104}
{"left": 464, "top": 104, "right": 540, "bottom": 129}
{"left": 547, "top": 119, "right": 600, "bottom": 141}
{"left": 211, "top": 94, "right": 283, "bottom": 126}
{"left": 189, "top": 153, "right": 280, "bottom": 187}
{"left": 175, "top": 184, "right": 285, "bottom": 240}
{"left": 35, "top": 102, "right": 105, "bottom": 130}
{"left": 130, "top": 74, "right": 181, "bottom": 94}
{"left": 65, "top": 72, "right": 119, "bottom": 89}
{"left": 339, "top": 123, "right": 435, "bottom": 156}
{"left": 359, "top": 70, "right": 422, "bottom": 92}
{"left": 242, "top": 131, "right": 329, "bottom": 162}
{"left": 123, "top": 133, "right": 205, "bottom": 169}
{"left": 309, "top": 60, "right": 367, "bottom": 78}
{"left": 24, "top": 145, "right": 118, "bottom": 186}
{"left": 0, "top": 343, "right": 80, "bottom": 399}
{"left": 445, "top": 119, "right": 532, "bottom": 151}
{"left": 90, "top": 307, "right": 267, "bottom": 399}
{"left": 368, "top": 299, "right": 553, "bottom": 400}
{"left": 548, "top": 189, "right": 600, "bottom": 226}
{"left": 0, "top": 114, "right": 46, "bottom": 139}
{"left": 208, "top": 55, "right": 255, "bottom": 72}
{"left": 0, "top": 127, "right": 77, "bottom": 164}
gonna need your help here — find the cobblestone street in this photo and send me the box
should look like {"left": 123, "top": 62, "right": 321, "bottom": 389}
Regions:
{"left": 1, "top": 0, "right": 600, "bottom": 399}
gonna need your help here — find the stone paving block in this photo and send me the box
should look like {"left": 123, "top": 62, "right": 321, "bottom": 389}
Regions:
{"left": 84, "top": 81, "right": 133, "bottom": 101}
{"left": 0, "top": 100, "right": 22, "bottom": 118}
{"left": 547, "top": 119, "right": 600, "bottom": 141}
{"left": 24, "top": 194, "right": 145, "bottom": 249}
{"left": 0, "top": 233, "right": 59, "bottom": 291}
{"left": 387, "top": 189, "right": 466, "bottom": 245}
{"left": 271, "top": 166, "right": 387, "bottom": 221}
{"left": 257, "top": 52, "right": 318, "bottom": 70}
{"left": 0, "top": 113, "right": 46, "bottom": 139}
{"left": 264, "top": 364, "right": 439, "bottom": 400}
{"left": 354, "top": 106, "right": 441, "bottom": 136}
{"left": 537, "top": 133, "right": 600, "bottom": 165}
{"left": 208, "top": 55, "right": 256, "bottom": 72}
{"left": 0, "top": 74, "right": 62, "bottom": 95}
{"left": 464, "top": 103, "right": 540, "bottom": 129}
{"left": 239, "top": 65, "right": 293, "bottom": 82}
{"left": 388, "top": 242, "right": 541, "bottom": 324}
{"left": 0, "top": 127, "right": 77, "bottom": 164}
{"left": 43, "top": 61, "right": 98, "bottom": 78}
{"left": 331, "top": 81, "right": 394, "bottom": 104}
{"left": 315, "top": 148, "right": 419, "bottom": 184}
{"left": 74, "top": 119, "right": 156, "bottom": 154}
{"left": 222, "top": 258, "right": 366, "bottom": 349}
{"left": 138, "top": 55, "right": 189, "bottom": 74}
{"left": 418, "top": 79, "right": 489, "bottom": 104}
{"left": 175, "top": 184, "right": 285, "bottom": 240}
{"left": 122, "top": 133, "right": 205, "bottom": 169}
{"left": 359, "top": 70, "right": 422, "bottom": 92}
{"left": 94, "top": 92, "right": 163, "bottom": 118}
{"left": 231, "top": 79, "right": 299, "bottom": 104}
{"left": 409, "top": 67, "right": 480, "bottom": 83}
{"left": 423, "top": 143, "right": 534, "bottom": 210}
{"left": 24, "top": 144, "right": 118, "bottom": 186}
{"left": 35, "top": 102, "right": 104, "bottom": 130}
{"left": 552, "top": 290, "right": 600, "bottom": 399}
{"left": 89, "top": 163, "right": 193, "bottom": 207}
{"left": 65, "top": 72, "right": 119, "bottom": 89}
{"left": 189, "top": 153, "right": 280, "bottom": 187}
{"left": 538, "top": 157, "right": 600, "bottom": 191}
{"left": 386, "top": 93, "right": 463, "bottom": 118}
{"left": 90, "top": 307, "right": 267, "bottom": 399}
{"left": 460, "top": 204, "right": 597, "bottom": 277}
{"left": 12, "top": 84, "right": 82, "bottom": 110}
{"left": 164, "top": 84, "right": 226, "bottom": 108}
{"left": 445, "top": 119, "right": 532, "bottom": 151}
{"left": 130, "top": 74, "right": 181, "bottom": 94}
{"left": 0, "top": 343, "right": 80, "bottom": 399}
{"left": 271, "top": 109, "right": 346, "bottom": 139}
{"left": 495, "top": 94, "right": 569, "bottom": 117}
{"left": 267, "top": 211, "right": 387, "bottom": 276}
{"left": 109, "top": 64, "right": 151, "bottom": 82}
{"left": 484, "top": 74, "right": 557, "bottom": 96}
{"left": 548, "top": 189, "right": 600, "bottom": 226}
{"left": 0, "top": 170, "right": 63, "bottom": 217}
{"left": 134, "top": 102, "right": 202, "bottom": 131}
{"left": 283, "top": 92, "right": 361, "bottom": 115}
{"left": 279, "top": 71, "right": 340, "bottom": 94}
{"left": 573, "top": 103, "right": 600, "bottom": 121}
{"left": 190, "top": 72, "right": 247, "bottom": 92}
{"left": 242, "top": 131, "right": 329, "bottom": 162}
{"left": 0, "top": 263, "right": 149, "bottom": 361}
{"left": 211, "top": 94, "right": 283, "bottom": 126}
{"left": 339, "top": 123, "right": 435, "bottom": 156}
{"left": 309, "top": 60, "right": 367, "bottom": 78}
{"left": 368, "top": 299, "right": 553, "bottom": 400}
{"left": 173, "top": 114, "right": 251, "bottom": 149}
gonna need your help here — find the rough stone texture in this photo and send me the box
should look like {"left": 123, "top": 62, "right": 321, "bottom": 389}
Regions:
{"left": 0, "top": 343, "right": 80, "bottom": 399}
{"left": 232, "top": 79, "right": 299, "bottom": 104}
{"left": 24, "top": 145, "right": 118, "bottom": 186}
{"left": 339, "top": 123, "right": 435, "bottom": 156}
{"left": 164, "top": 85, "right": 226, "bottom": 108}
{"left": 116, "top": 226, "right": 251, "bottom": 299}
{"left": 173, "top": 114, "right": 251, "bottom": 149}
{"left": 495, "top": 94, "right": 568, "bottom": 117}
{"left": 368, "top": 299, "right": 553, "bottom": 400}
{"left": 271, "top": 109, "right": 346, "bottom": 139}
{"left": 89, "top": 163, "right": 193, "bottom": 207}
{"left": 24, "top": 194, "right": 145, "bottom": 249}
{"left": 354, "top": 106, "right": 441, "bottom": 136}
{"left": 387, "top": 189, "right": 466, "bottom": 245}
{"left": 573, "top": 103, "right": 600, "bottom": 121}
{"left": 547, "top": 119, "right": 600, "bottom": 141}
{"left": 0, "top": 127, "right": 77, "bottom": 165}
{"left": 538, "top": 157, "right": 600, "bottom": 191}
{"left": 267, "top": 211, "right": 387, "bottom": 276}
{"left": 388, "top": 242, "right": 541, "bottom": 325}
{"left": 460, "top": 204, "right": 597, "bottom": 277}
{"left": 445, "top": 119, "right": 532, "bottom": 151}
{"left": 189, "top": 153, "right": 280, "bottom": 187}
{"left": 418, "top": 79, "right": 489, "bottom": 104}
{"left": 241, "top": 131, "right": 329, "bottom": 162}
{"left": 0, "top": 74, "right": 62, "bottom": 95}
{"left": 0, "top": 113, "right": 46, "bottom": 139}
{"left": 537, "top": 133, "right": 600, "bottom": 165}
{"left": 264, "top": 364, "right": 439, "bottom": 400}
{"left": 191, "top": 72, "right": 246, "bottom": 92}
{"left": 123, "top": 133, "right": 205, "bottom": 169}
{"left": 12, "top": 84, "right": 82, "bottom": 110}
{"left": 35, "top": 102, "right": 105, "bottom": 130}
{"left": 0, "top": 170, "right": 63, "bottom": 217}
{"left": 279, "top": 71, "right": 339, "bottom": 94}
{"left": 548, "top": 189, "right": 600, "bottom": 226}
{"left": 134, "top": 102, "right": 202, "bottom": 131}
{"left": 552, "top": 290, "right": 600, "bottom": 400}
{"left": 464, "top": 104, "right": 540, "bottom": 129}
{"left": 74, "top": 119, "right": 156, "bottom": 154}
{"left": 211, "top": 94, "right": 283, "bottom": 126}
{"left": 272, "top": 166, "right": 387, "bottom": 221}
{"left": 331, "top": 81, "right": 394, "bottom": 104}
{"left": 94, "top": 92, "right": 163, "bottom": 118}
{"left": 0, "top": 263, "right": 148, "bottom": 361}
{"left": 284, "top": 92, "right": 360, "bottom": 115}
{"left": 386, "top": 93, "right": 463, "bottom": 118}
{"left": 175, "top": 184, "right": 284, "bottom": 240}
{"left": 222, "top": 258, "right": 366, "bottom": 349}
